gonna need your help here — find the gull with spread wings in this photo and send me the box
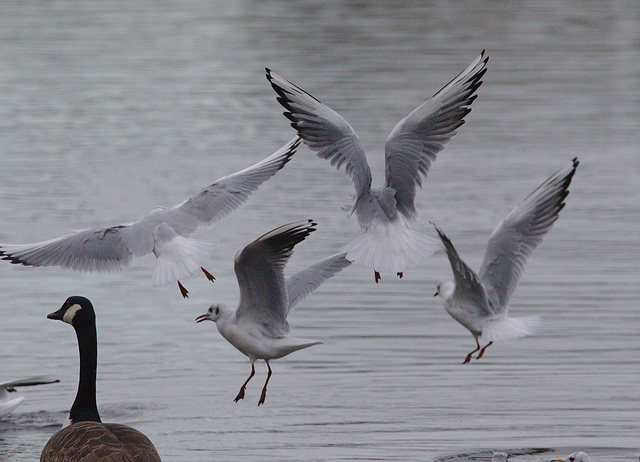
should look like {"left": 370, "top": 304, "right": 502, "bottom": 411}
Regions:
{"left": 0, "top": 137, "right": 300, "bottom": 297}
{"left": 196, "top": 220, "right": 351, "bottom": 406}
{"left": 434, "top": 158, "right": 579, "bottom": 363}
{"left": 267, "top": 51, "right": 488, "bottom": 282}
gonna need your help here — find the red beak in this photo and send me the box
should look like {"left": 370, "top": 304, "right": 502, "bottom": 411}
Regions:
{"left": 195, "top": 314, "right": 210, "bottom": 323}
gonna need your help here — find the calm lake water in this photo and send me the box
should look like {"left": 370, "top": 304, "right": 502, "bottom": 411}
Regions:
{"left": 1, "top": 1, "right": 639, "bottom": 461}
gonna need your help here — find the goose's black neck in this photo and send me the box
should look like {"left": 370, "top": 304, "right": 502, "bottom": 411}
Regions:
{"left": 69, "top": 318, "right": 101, "bottom": 424}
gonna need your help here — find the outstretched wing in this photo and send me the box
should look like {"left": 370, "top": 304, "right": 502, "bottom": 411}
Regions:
{"left": 0, "top": 376, "right": 59, "bottom": 390}
{"left": 385, "top": 51, "right": 488, "bottom": 219}
{"left": 0, "top": 139, "right": 299, "bottom": 277}
{"left": 479, "top": 158, "right": 579, "bottom": 311}
{"left": 286, "top": 252, "right": 351, "bottom": 313}
{"left": 434, "top": 224, "right": 492, "bottom": 317}
{"left": 235, "top": 220, "right": 316, "bottom": 338}
{"left": 0, "top": 225, "right": 139, "bottom": 272}
{"left": 266, "top": 69, "right": 372, "bottom": 200}
{"left": 174, "top": 137, "right": 300, "bottom": 230}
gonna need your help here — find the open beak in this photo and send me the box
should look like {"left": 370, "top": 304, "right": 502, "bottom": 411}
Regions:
{"left": 195, "top": 313, "right": 210, "bottom": 323}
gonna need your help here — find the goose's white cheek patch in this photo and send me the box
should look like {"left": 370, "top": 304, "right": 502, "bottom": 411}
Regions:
{"left": 63, "top": 304, "right": 82, "bottom": 325}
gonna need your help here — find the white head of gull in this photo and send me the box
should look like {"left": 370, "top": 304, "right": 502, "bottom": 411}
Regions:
{"left": 196, "top": 220, "right": 351, "bottom": 406}
{"left": 434, "top": 158, "right": 579, "bottom": 363}
{"left": 267, "top": 51, "right": 488, "bottom": 283}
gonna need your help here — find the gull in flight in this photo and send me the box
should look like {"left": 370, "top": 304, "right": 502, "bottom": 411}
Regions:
{"left": 267, "top": 51, "right": 488, "bottom": 283}
{"left": 196, "top": 220, "right": 351, "bottom": 406}
{"left": 0, "top": 137, "right": 300, "bottom": 297}
{"left": 434, "top": 158, "right": 579, "bottom": 363}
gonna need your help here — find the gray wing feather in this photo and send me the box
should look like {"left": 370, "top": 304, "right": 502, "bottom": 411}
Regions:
{"left": 235, "top": 220, "right": 316, "bottom": 338}
{"left": 0, "top": 376, "right": 59, "bottom": 390}
{"left": 266, "top": 69, "right": 372, "bottom": 199}
{"left": 478, "top": 158, "right": 579, "bottom": 312}
{"left": 286, "top": 252, "right": 351, "bottom": 314}
{"left": 385, "top": 51, "right": 488, "bottom": 219}
{"left": 434, "top": 224, "right": 493, "bottom": 317}
{"left": 0, "top": 225, "right": 139, "bottom": 272}
{"left": 175, "top": 137, "right": 299, "bottom": 228}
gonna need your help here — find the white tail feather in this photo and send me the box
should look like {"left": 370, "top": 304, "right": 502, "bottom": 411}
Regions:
{"left": 480, "top": 316, "right": 541, "bottom": 343}
{"left": 341, "top": 219, "right": 441, "bottom": 274}
{"left": 271, "top": 338, "right": 323, "bottom": 360}
{"left": 152, "top": 236, "right": 216, "bottom": 286}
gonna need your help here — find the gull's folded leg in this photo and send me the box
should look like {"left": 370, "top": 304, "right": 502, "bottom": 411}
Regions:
{"left": 201, "top": 267, "right": 215, "bottom": 282}
{"left": 178, "top": 281, "right": 189, "bottom": 298}
{"left": 374, "top": 270, "right": 381, "bottom": 283}
{"left": 476, "top": 341, "right": 493, "bottom": 360}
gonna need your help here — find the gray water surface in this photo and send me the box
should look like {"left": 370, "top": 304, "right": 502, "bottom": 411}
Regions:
{"left": 1, "top": 1, "right": 639, "bottom": 461}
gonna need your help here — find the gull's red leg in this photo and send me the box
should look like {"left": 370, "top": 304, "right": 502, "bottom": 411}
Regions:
{"left": 396, "top": 272, "right": 403, "bottom": 279}
{"left": 463, "top": 338, "right": 481, "bottom": 364}
{"left": 201, "top": 267, "right": 215, "bottom": 282}
{"left": 234, "top": 363, "right": 255, "bottom": 403}
{"left": 374, "top": 270, "right": 381, "bottom": 283}
{"left": 476, "top": 341, "right": 493, "bottom": 360}
{"left": 177, "top": 281, "right": 189, "bottom": 298}
{"left": 258, "top": 361, "right": 272, "bottom": 406}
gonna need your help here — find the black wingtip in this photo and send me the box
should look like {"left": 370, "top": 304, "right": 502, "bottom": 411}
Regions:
{"left": 0, "top": 250, "right": 33, "bottom": 267}
{"left": 430, "top": 221, "right": 447, "bottom": 242}
{"left": 277, "top": 137, "right": 302, "bottom": 169}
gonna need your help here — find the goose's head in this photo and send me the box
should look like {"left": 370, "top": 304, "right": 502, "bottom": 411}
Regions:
{"left": 47, "top": 296, "right": 95, "bottom": 327}
{"left": 195, "top": 303, "right": 231, "bottom": 324}
{"left": 550, "top": 452, "right": 591, "bottom": 462}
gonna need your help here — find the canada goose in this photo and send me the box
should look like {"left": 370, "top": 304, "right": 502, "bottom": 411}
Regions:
{"left": 196, "top": 220, "right": 351, "bottom": 405}
{"left": 0, "top": 376, "right": 59, "bottom": 419}
{"left": 267, "top": 51, "right": 487, "bottom": 283}
{"left": 434, "top": 158, "right": 578, "bottom": 363}
{"left": 41, "top": 296, "right": 161, "bottom": 461}
{"left": 0, "top": 137, "right": 300, "bottom": 298}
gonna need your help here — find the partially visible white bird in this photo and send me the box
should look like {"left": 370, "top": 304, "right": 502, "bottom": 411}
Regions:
{"left": 267, "top": 51, "right": 488, "bottom": 283}
{"left": 196, "top": 220, "right": 351, "bottom": 406}
{"left": 550, "top": 452, "right": 592, "bottom": 462}
{"left": 434, "top": 158, "right": 579, "bottom": 363}
{"left": 0, "top": 376, "right": 59, "bottom": 419}
{"left": 0, "top": 137, "right": 300, "bottom": 298}
{"left": 491, "top": 452, "right": 509, "bottom": 462}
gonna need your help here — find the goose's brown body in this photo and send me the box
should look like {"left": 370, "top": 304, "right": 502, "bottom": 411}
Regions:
{"left": 41, "top": 421, "right": 161, "bottom": 462}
